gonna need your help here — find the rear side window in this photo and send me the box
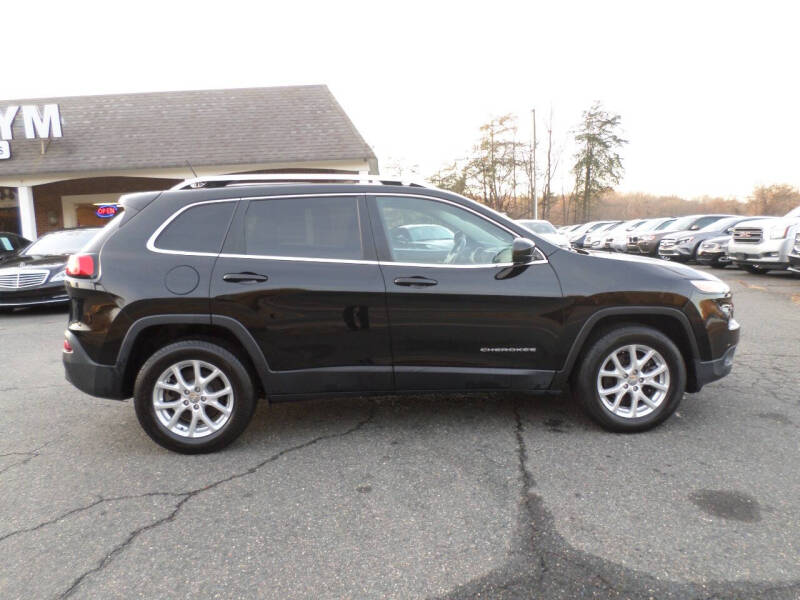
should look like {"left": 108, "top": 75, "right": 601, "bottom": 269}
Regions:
{"left": 155, "top": 202, "right": 236, "bottom": 254}
{"left": 243, "top": 196, "right": 363, "bottom": 259}
{"left": 0, "top": 236, "right": 12, "bottom": 251}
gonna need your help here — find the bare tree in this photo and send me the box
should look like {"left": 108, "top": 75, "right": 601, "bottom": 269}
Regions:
{"left": 541, "top": 109, "right": 560, "bottom": 220}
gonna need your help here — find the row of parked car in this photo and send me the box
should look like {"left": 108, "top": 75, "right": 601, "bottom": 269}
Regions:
{"left": 519, "top": 207, "right": 800, "bottom": 274}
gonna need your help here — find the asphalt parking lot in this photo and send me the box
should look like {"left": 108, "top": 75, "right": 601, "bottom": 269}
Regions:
{"left": 1, "top": 266, "right": 799, "bottom": 600}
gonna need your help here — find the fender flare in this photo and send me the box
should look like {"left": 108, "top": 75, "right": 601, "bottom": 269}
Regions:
{"left": 116, "top": 314, "right": 271, "bottom": 394}
{"left": 550, "top": 306, "right": 701, "bottom": 389}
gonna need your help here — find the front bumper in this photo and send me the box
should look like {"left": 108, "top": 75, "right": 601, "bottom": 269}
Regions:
{"left": 696, "top": 249, "right": 729, "bottom": 264}
{"left": 658, "top": 244, "right": 692, "bottom": 261}
{"left": 63, "top": 330, "right": 128, "bottom": 400}
{"left": 692, "top": 344, "right": 738, "bottom": 392}
{"left": 728, "top": 239, "right": 790, "bottom": 269}
{"left": 636, "top": 241, "right": 659, "bottom": 256}
{"left": 788, "top": 253, "right": 800, "bottom": 273}
{"left": 0, "top": 284, "right": 69, "bottom": 307}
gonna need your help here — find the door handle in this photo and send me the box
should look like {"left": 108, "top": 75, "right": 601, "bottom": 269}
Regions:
{"left": 222, "top": 272, "right": 268, "bottom": 284}
{"left": 393, "top": 276, "right": 438, "bottom": 287}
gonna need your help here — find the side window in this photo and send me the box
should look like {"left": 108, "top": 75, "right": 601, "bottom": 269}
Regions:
{"left": 0, "top": 236, "right": 12, "bottom": 251}
{"left": 155, "top": 201, "right": 236, "bottom": 253}
{"left": 375, "top": 196, "right": 514, "bottom": 265}
{"left": 244, "top": 196, "right": 363, "bottom": 259}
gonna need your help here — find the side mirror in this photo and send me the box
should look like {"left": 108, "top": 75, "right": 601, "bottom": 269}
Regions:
{"left": 511, "top": 237, "right": 536, "bottom": 264}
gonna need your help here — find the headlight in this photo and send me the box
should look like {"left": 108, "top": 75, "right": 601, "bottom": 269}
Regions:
{"left": 677, "top": 236, "right": 694, "bottom": 244}
{"left": 690, "top": 279, "right": 730, "bottom": 294}
{"left": 50, "top": 269, "right": 66, "bottom": 283}
{"left": 769, "top": 224, "right": 790, "bottom": 239}
{"left": 701, "top": 241, "right": 718, "bottom": 250}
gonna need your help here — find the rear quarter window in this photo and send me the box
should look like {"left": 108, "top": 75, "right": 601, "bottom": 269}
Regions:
{"left": 154, "top": 201, "right": 237, "bottom": 254}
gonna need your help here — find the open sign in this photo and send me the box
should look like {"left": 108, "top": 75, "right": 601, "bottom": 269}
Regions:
{"left": 95, "top": 205, "right": 118, "bottom": 218}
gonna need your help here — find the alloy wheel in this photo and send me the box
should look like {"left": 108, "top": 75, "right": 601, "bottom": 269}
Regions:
{"left": 596, "top": 344, "right": 670, "bottom": 419}
{"left": 152, "top": 360, "right": 234, "bottom": 438}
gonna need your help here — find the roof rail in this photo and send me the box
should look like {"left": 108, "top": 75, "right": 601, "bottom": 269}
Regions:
{"left": 169, "top": 173, "right": 430, "bottom": 191}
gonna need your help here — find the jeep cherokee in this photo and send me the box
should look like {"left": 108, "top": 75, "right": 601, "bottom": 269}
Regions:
{"left": 62, "top": 174, "right": 740, "bottom": 453}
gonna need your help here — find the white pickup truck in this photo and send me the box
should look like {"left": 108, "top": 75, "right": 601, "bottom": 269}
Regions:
{"left": 728, "top": 206, "right": 800, "bottom": 273}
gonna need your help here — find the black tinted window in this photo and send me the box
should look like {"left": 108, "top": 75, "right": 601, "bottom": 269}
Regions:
{"left": 156, "top": 202, "right": 236, "bottom": 253}
{"left": 244, "top": 196, "right": 362, "bottom": 259}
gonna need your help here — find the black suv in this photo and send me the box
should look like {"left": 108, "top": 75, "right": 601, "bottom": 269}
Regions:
{"left": 63, "top": 175, "right": 740, "bottom": 453}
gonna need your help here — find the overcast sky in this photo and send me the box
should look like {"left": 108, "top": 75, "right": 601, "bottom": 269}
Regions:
{"left": 2, "top": 0, "right": 798, "bottom": 199}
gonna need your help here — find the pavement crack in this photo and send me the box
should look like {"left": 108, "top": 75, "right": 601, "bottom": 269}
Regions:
{"left": 0, "top": 492, "right": 181, "bottom": 545}
{"left": 0, "top": 437, "right": 65, "bottom": 476}
{"left": 56, "top": 404, "right": 376, "bottom": 598}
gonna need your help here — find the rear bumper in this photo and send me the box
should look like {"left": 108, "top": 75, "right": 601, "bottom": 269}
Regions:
{"left": 63, "top": 330, "right": 128, "bottom": 400}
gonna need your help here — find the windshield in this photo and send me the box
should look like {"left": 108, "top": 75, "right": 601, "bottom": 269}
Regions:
{"left": 652, "top": 218, "right": 676, "bottom": 231}
{"left": 587, "top": 221, "right": 612, "bottom": 232}
{"left": 597, "top": 221, "right": 621, "bottom": 232}
{"left": 786, "top": 206, "right": 800, "bottom": 219}
{"left": 699, "top": 216, "right": 739, "bottom": 232}
{"left": 23, "top": 229, "right": 100, "bottom": 256}
{"left": 664, "top": 216, "right": 699, "bottom": 232}
{"left": 518, "top": 220, "right": 557, "bottom": 234}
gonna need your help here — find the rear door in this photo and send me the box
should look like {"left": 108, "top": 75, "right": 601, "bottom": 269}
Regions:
{"left": 367, "top": 194, "right": 564, "bottom": 391}
{"left": 210, "top": 194, "right": 393, "bottom": 395}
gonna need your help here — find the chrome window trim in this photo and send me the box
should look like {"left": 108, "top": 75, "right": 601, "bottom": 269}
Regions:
{"left": 146, "top": 192, "right": 549, "bottom": 267}
{"left": 146, "top": 198, "right": 241, "bottom": 257}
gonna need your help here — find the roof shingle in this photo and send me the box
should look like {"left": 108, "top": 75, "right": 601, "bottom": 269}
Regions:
{"left": 0, "top": 85, "right": 375, "bottom": 178}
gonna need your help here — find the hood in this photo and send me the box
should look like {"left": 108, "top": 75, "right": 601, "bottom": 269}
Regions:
{"left": 703, "top": 234, "right": 731, "bottom": 244}
{"left": 583, "top": 248, "right": 717, "bottom": 281}
{"left": 734, "top": 216, "right": 797, "bottom": 229}
{"left": 0, "top": 253, "right": 69, "bottom": 271}
{"left": 662, "top": 229, "right": 716, "bottom": 243}
{"left": 539, "top": 232, "right": 570, "bottom": 247}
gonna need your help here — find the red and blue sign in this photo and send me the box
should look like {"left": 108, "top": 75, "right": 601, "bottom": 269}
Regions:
{"left": 95, "top": 205, "right": 118, "bottom": 219}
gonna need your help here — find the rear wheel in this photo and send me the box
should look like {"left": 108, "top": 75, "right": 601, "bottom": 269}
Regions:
{"left": 134, "top": 340, "right": 256, "bottom": 453}
{"left": 710, "top": 261, "right": 726, "bottom": 269}
{"left": 573, "top": 326, "right": 686, "bottom": 432}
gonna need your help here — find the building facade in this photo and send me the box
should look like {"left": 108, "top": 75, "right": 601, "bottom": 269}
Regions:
{"left": 0, "top": 85, "right": 377, "bottom": 239}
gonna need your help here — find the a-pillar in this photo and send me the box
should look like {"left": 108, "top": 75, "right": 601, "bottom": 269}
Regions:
{"left": 17, "top": 186, "right": 37, "bottom": 240}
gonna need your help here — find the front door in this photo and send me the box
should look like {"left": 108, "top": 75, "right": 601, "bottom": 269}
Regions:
{"left": 367, "top": 194, "right": 564, "bottom": 391}
{"left": 211, "top": 194, "right": 392, "bottom": 395}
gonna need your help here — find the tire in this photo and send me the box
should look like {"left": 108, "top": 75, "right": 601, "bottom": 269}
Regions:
{"left": 742, "top": 265, "right": 769, "bottom": 274}
{"left": 134, "top": 340, "right": 256, "bottom": 453}
{"left": 710, "top": 262, "right": 726, "bottom": 269}
{"left": 573, "top": 325, "right": 686, "bottom": 433}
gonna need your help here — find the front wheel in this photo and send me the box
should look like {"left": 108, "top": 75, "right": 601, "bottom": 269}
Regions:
{"left": 573, "top": 326, "right": 686, "bottom": 432}
{"left": 742, "top": 265, "right": 769, "bottom": 274}
{"left": 134, "top": 340, "right": 256, "bottom": 453}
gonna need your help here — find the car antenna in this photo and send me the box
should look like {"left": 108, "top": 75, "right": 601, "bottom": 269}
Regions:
{"left": 185, "top": 161, "right": 198, "bottom": 178}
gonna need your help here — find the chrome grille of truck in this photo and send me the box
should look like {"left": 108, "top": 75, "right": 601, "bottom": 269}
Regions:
{"left": 732, "top": 228, "right": 762, "bottom": 243}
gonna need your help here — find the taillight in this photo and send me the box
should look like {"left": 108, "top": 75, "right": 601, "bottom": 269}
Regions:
{"left": 66, "top": 254, "right": 97, "bottom": 278}
{"left": 63, "top": 339, "right": 73, "bottom": 353}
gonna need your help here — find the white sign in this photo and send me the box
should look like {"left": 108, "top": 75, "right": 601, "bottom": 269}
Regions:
{"left": 0, "top": 104, "right": 62, "bottom": 160}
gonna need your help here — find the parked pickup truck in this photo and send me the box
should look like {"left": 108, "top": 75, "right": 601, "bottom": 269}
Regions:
{"left": 728, "top": 207, "right": 800, "bottom": 273}
{"left": 788, "top": 231, "right": 800, "bottom": 274}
